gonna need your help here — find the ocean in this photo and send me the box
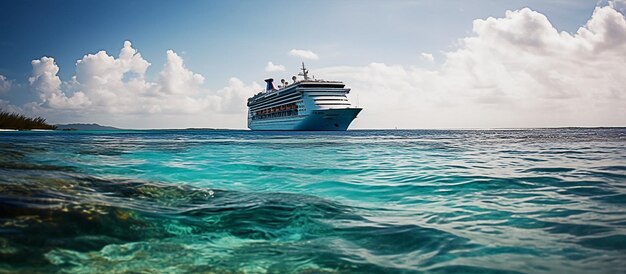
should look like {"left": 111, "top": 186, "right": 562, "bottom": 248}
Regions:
{"left": 1, "top": 129, "right": 625, "bottom": 273}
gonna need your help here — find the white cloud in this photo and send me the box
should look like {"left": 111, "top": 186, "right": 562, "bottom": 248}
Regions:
{"left": 318, "top": 6, "right": 626, "bottom": 128}
{"left": 420, "top": 53, "right": 434, "bottom": 63}
{"left": 29, "top": 57, "right": 91, "bottom": 109}
{"left": 0, "top": 75, "right": 12, "bottom": 93}
{"left": 265, "top": 61, "right": 286, "bottom": 72}
{"left": 70, "top": 41, "right": 152, "bottom": 113}
{"left": 213, "top": 77, "right": 261, "bottom": 114}
{"left": 14, "top": 41, "right": 260, "bottom": 128}
{"left": 159, "top": 49, "right": 205, "bottom": 96}
{"left": 289, "top": 49, "right": 319, "bottom": 60}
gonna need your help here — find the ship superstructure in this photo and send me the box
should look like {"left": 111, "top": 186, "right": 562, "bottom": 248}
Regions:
{"left": 247, "top": 63, "right": 362, "bottom": 130}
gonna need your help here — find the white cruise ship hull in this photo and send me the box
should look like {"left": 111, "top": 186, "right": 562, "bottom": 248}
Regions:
{"left": 248, "top": 108, "right": 362, "bottom": 131}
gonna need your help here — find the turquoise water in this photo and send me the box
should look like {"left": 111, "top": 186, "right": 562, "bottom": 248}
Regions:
{"left": 1, "top": 129, "right": 625, "bottom": 273}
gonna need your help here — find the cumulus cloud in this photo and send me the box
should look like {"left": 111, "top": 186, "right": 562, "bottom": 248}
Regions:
{"left": 318, "top": 6, "right": 626, "bottom": 128}
{"left": 213, "top": 77, "right": 261, "bottom": 114}
{"left": 68, "top": 41, "right": 152, "bottom": 113}
{"left": 420, "top": 53, "right": 435, "bottom": 63}
{"left": 14, "top": 41, "right": 260, "bottom": 128}
{"left": 265, "top": 61, "right": 285, "bottom": 72}
{"left": 159, "top": 50, "right": 205, "bottom": 96}
{"left": 0, "top": 75, "right": 12, "bottom": 93}
{"left": 289, "top": 49, "right": 319, "bottom": 60}
{"left": 29, "top": 57, "right": 91, "bottom": 109}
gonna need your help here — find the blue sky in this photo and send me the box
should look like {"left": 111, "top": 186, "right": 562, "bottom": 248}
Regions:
{"left": 0, "top": 0, "right": 597, "bottom": 83}
{"left": 0, "top": 0, "right": 624, "bottom": 128}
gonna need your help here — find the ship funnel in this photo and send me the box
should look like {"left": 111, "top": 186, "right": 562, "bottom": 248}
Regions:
{"left": 264, "top": 78, "right": 275, "bottom": 91}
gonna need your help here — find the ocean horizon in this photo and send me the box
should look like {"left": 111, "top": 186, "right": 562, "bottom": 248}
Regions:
{"left": 1, "top": 128, "right": 625, "bottom": 273}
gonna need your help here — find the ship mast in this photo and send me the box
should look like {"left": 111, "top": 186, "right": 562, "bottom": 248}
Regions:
{"left": 299, "top": 62, "right": 310, "bottom": 80}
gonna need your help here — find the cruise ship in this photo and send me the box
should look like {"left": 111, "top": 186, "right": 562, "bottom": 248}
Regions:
{"left": 247, "top": 63, "right": 362, "bottom": 131}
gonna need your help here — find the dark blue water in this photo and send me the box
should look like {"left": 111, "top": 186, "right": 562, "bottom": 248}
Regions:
{"left": 1, "top": 129, "right": 625, "bottom": 273}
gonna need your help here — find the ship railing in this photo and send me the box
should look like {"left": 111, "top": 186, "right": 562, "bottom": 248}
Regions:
{"left": 251, "top": 109, "right": 299, "bottom": 120}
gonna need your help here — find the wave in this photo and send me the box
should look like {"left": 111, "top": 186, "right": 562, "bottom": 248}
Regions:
{"left": 0, "top": 167, "right": 478, "bottom": 273}
{"left": 2, "top": 129, "right": 626, "bottom": 273}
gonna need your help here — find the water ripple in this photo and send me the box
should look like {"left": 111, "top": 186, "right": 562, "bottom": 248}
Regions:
{"left": 1, "top": 128, "right": 625, "bottom": 273}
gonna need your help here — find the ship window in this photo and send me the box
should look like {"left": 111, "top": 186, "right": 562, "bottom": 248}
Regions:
{"left": 314, "top": 98, "right": 348, "bottom": 101}
{"left": 300, "top": 84, "right": 345, "bottom": 88}
{"left": 316, "top": 102, "right": 352, "bottom": 105}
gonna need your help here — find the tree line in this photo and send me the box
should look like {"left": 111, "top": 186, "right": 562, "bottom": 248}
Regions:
{"left": 0, "top": 109, "right": 57, "bottom": 130}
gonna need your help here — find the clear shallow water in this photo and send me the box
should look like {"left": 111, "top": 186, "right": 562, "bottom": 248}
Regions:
{"left": 1, "top": 129, "right": 625, "bottom": 273}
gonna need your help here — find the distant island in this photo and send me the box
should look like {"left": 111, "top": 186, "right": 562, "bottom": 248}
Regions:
{"left": 56, "top": 123, "right": 119, "bottom": 130}
{"left": 0, "top": 109, "right": 57, "bottom": 130}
